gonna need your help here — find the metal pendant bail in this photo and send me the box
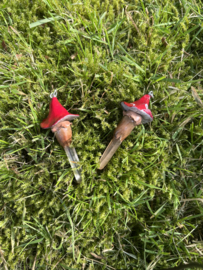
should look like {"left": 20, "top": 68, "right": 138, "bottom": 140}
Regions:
{"left": 50, "top": 89, "right": 57, "bottom": 99}
{"left": 148, "top": 91, "right": 154, "bottom": 98}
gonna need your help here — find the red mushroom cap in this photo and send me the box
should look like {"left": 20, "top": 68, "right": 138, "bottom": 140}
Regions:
{"left": 40, "top": 97, "right": 79, "bottom": 129}
{"left": 121, "top": 92, "right": 153, "bottom": 124}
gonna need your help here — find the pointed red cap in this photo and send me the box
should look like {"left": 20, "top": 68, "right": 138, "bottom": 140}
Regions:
{"left": 121, "top": 91, "right": 153, "bottom": 124}
{"left": 40, "top": 97, "right": 79, "bottom": 129}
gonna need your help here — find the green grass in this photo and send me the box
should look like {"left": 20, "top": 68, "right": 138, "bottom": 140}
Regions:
{"left": 0, "top": 0, "right": 203, "bottom": 269}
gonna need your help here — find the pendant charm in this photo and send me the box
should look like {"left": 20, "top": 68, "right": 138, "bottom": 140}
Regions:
{"left": 40, "top": 90, "right": 82, "bottom": 182}
{"left": 99, "top": 92, "right": 154, "bottom": 170}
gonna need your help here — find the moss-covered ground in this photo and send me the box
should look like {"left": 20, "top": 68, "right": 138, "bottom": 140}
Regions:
{"left": 0, "top": 0, "right": 203, "bottom": 269}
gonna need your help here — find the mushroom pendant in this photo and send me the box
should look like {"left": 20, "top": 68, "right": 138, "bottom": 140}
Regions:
{"left": 40, "top": 91, "right": 82, "bottom": 182}
{"left": 99, "top": 92, "right": 154, "bottom": 170}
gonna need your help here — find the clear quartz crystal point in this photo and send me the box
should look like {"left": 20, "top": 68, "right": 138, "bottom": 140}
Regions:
{"left": 51, "top": 121, "right": 82, "bottom": 182}
{"left": 64, "top": 146, "right": 82, "bottom": 182}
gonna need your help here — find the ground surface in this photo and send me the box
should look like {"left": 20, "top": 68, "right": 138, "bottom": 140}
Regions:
{"left": 0, "top": 0, "right": 203, "bottom": 269}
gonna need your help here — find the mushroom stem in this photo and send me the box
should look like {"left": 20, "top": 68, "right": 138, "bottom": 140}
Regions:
{"left": 51, "top": 121, "right": 82, "bottom": 182}
{"left": 99, "top": 111, "right": 142, "bottom": 170}
{"left": 51, "top": 121, "right": 72, "bottom": 147}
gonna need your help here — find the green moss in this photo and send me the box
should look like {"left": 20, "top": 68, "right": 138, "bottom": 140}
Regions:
{"left": 0, "top": 0, "right": 203, "bottom": 269}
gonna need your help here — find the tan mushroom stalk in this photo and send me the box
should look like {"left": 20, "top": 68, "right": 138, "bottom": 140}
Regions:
{"left": 40, "top": 90, "right": 81, "bottom": 182}
{"left": 99, "top": 92, "right": 154, "bottom": 170}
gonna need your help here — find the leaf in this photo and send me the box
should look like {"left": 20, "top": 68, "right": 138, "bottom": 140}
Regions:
{"left": 90, "top": 252, "right": 103, "bottom": 259}
{"left": 11, "top": 227, "right": 15, "bottom": 254}
{"left": 59, "top": 198, "right": 75, "bottom": 260}
{"left": 59, "top": 265, "right": 78, "bottom": 270}
{"left": 118, "top": 43, "right": 145, "bottom": 72}
{"left": 123, "top": 251, "right": 137, "bottom": 259}
{"left": 119, "top": 55, "right": 144, "bottom": 72}
{"left": 150, "top": 202, "right": 167, "bottom": 219}
{"left": 29, "top": 16, "right": 63, "bottom": 28}
{"left": 0, "top": 81, "right": 28, "bottom": 88}
{"left": 0, "top": 220, "right": 6, "bottom": 228}
{"left": 181, "top": 198, "right": 203, "bottom": 203}
{"left": 10, "top": 88, "right": 26, "bottom": 95}
{"left": 191, "top": 86, "right": 203, "bottom": 107}
{"left": 172, "top": 117, "right": 193, "bottom": 140}
{"left": 162, "top": 78, "right": 182, "bottom": 83}
{"left": 99, "top": 63, "right": 109, "bottom": 72}
{"left": 154, "top": 22, "right": 177, "bottom": 27}
{"left": 0, "top": 140, "right": 9, "bottom": 144}
{"left": 9, "top": 26, "right": 20, "bottom": 35}
{"left": 179, "top": 213, "right": 203, "bottom": 222}
{"left": 17, "top": 238, "right": 44, "bottom": 248}
{"left": 176, "top": 143, "right": 182, "bottom": 162}
{"left": 150, "top": 76, "right": 182, "bottom": 83}
{"left": 123, "top": 73, "right": 141, "bottom": 82}
{"left": 186, "top": 27, "right": 203, "bottom": 50}
{"left": 134, "top": 179, "right": 165, "bottom": 191}
{"left": 145, "top": 249, "right": 158, "bottom": 254}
